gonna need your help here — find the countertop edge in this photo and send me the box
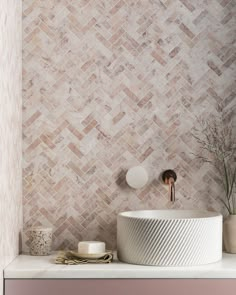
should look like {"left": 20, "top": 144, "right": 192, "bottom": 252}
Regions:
{"left": 4, "top": 253, "right": 236, "bottom": 279}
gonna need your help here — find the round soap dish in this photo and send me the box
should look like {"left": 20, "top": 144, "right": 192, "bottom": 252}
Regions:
{"left": 71, "top": 250, "right": 112, "bottom": 259}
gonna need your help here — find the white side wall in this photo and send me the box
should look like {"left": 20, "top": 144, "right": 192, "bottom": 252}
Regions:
{"left": 0, "top": 0, "right": 22, "bottom": 294}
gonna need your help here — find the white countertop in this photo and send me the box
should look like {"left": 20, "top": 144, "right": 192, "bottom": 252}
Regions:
{"left": 4, "top": 253, "right": 236, "bottom": 279}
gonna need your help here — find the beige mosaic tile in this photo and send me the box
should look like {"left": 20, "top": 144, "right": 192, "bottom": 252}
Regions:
{"left": 23, "top": 0, "right": 236, "bottom": 251}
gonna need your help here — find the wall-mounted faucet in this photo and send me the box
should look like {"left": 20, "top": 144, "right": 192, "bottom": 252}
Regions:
{"left": 162, "top": 170, "right": 177, "bottom": 203}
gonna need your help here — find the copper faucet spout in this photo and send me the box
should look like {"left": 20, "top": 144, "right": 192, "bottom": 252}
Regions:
{"left": 162, "top": 170, "right": 177, "bottom": 203}
{"left": 169, "top": 180, "right": 175, "bottom": 203}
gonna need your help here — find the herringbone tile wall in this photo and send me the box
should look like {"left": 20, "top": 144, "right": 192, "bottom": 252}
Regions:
{"left": 23, "top": 0, "right": 236, "bottom": 251}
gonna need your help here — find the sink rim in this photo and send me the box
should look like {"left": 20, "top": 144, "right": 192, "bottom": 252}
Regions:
{"left": 118, "top": 209, "right": 222, "bottom": 220}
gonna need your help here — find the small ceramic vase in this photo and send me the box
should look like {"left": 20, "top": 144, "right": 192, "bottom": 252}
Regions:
{"left": 223, "top": 215, "right": 236, "bottom": 254}
{"left": 29, "top": 227, "right": 52, "bottom": 256}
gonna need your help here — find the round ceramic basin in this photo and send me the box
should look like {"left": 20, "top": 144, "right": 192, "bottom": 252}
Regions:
{"left": 117, "top": 210, "right": 222, "bottom": 266}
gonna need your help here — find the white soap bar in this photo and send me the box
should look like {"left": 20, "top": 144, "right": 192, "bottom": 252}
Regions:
{"left": 78, "top": 241, "right": 106, "bottom": 254}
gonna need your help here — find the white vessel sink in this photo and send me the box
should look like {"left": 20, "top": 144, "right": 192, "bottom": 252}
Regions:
{"left": 117, "top": 210, "right": 222, "bottom": 266}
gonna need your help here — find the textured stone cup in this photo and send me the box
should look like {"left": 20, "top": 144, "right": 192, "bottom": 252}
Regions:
{"left": 29, "top": 227, "right": 52, "bottom": 256}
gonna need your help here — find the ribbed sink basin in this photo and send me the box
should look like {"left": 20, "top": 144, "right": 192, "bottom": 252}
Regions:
{"left": 117, "top": 210, "right": 222, "bottom": 266}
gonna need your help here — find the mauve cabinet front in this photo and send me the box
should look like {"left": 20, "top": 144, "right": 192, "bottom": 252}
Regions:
{"left": 5, "top": 279, "right": 236, "bottom": 295}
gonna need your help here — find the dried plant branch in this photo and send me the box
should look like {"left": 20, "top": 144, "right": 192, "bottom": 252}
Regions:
{"left": 192, "top": 114, "right": 236, "bottom": 215}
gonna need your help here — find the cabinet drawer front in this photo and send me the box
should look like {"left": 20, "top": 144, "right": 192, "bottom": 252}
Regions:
{"left": 5, "top": 279, "right": 236, "bottom": 295}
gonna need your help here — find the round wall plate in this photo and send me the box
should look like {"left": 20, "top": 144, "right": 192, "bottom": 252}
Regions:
{"left": 126, "top": 166, "right": 148, "bottom": 189}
